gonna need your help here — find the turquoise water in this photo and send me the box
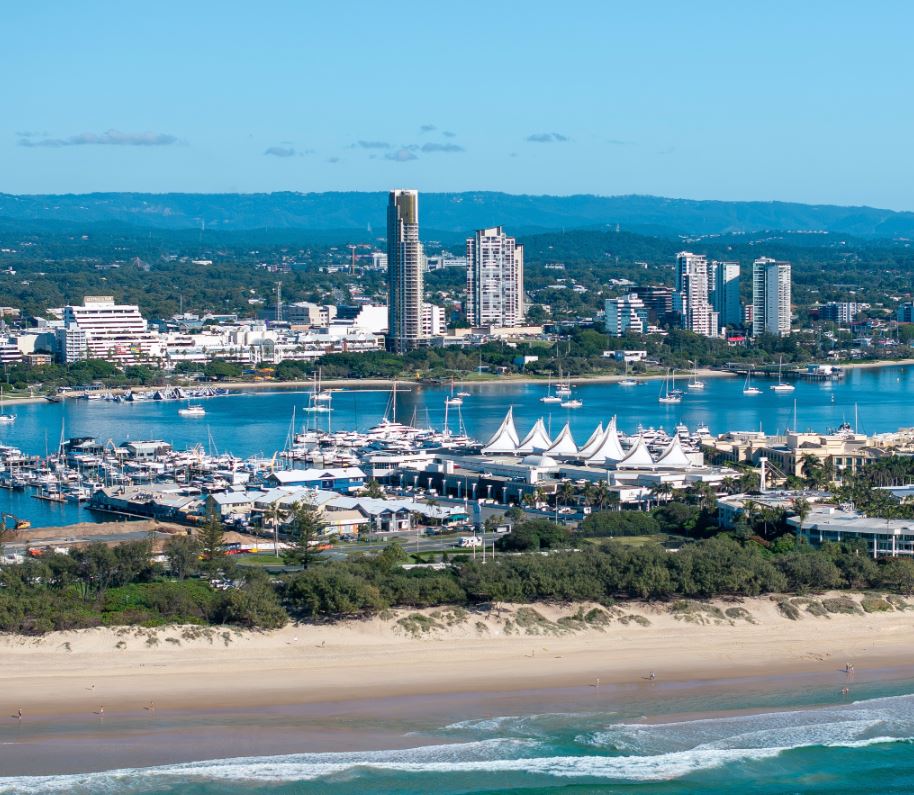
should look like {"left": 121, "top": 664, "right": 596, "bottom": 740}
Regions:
{"left": 5, "top": 685, "right": 914, "bottom": 793}
{"left": 4, "top": 364, "right": 914, "bottom": 527}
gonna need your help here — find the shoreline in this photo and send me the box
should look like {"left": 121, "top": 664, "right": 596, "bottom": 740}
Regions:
{"left": 1, "top": 595, "right": 910, "bottom": 716}
{"left": 13, "top": 357, "right": 914, "bottom": 404}
{"left": 2, "top": 595, "right": 913, "bottom": 776}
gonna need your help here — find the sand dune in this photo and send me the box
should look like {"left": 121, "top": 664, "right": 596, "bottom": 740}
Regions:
{"left": 1, "top": 593, "right": 911, "bottom": 717}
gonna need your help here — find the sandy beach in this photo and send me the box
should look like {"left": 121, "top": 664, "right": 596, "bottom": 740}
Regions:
{"left": 2, "top": 594, "right": 912, "bottom": 718}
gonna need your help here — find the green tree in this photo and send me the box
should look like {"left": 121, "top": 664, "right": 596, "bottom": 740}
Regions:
{"left": 283, "top": 500, "right": 326, "bottom": 568}
{"left": 198, "top": 512, "right": 226, "bottom": 572}
{"left": 363, "top": 479, "right": 384, "bottom": 498}
{"left": 164, "top": 534, "right": 201, "bottom": 579}
{"left": 204, "top": 359, "right": 243, "bottom": 380}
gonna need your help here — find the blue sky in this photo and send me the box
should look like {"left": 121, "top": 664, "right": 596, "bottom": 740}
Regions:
{"left": 3, "top": 0, "right": 914, "bottom": 208}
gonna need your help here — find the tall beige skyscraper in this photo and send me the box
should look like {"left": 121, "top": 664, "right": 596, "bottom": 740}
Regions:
{"left": 466, "top": 226, "right": 524, "bottom": 327}
{"left": 386, "top": 189, "right": 424, "bottom": 352}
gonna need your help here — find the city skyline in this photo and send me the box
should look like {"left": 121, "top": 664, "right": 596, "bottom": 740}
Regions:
{"left": 4, "top": 2, "right": 914, "bottom": 209}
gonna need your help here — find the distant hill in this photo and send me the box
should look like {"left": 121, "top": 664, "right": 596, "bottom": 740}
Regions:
{"left": 1, "top": 191, "right": 914, "bottom": 238}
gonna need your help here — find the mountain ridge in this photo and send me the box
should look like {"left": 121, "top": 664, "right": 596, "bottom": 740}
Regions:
{"left": 1, "top": 191, "right": 913, "bottom": 238}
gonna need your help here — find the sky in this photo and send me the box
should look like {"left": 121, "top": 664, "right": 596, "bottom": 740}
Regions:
{"left": 3, "top": 0, "right": 914, "bottom": 209}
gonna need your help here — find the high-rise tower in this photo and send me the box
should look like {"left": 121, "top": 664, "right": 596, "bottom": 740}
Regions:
{"left": 466, "top": 226, "right": 524, "bottom": 327}
{"left": 386, "top": 189, "right": 424, "bottom": 352}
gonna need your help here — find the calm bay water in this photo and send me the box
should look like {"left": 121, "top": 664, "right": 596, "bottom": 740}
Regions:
{"left": 3, "top": 364, "right": 914, "bottom": 527}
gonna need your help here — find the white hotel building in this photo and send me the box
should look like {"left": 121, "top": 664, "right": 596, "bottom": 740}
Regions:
{"left": 57, "top": 296, "right": 165, "bottom": 365}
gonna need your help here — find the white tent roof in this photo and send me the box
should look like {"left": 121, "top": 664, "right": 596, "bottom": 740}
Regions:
{"left": 516, "top": 418, "right": 553, "bottom": 454}
{"left": 545, "top": 423, "right": 578, "bottom": 457}
{"left": 576, "top": 422, "right": 605, "bottom": 458}
{"left": 482, "top": 407, "right": 520, "bottom": 454}
{"left": 617, "top": 434, "right": 656, "bottom": 469}
{"left": 653, "top": 434, "right": 692, "bottom": 469}
{"left": 585, "top": 417, "right": 627, "bottom": 465}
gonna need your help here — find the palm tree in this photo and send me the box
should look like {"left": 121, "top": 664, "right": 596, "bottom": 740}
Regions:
{"left": 559, "top": 481, "right": 577, "bottom": 509}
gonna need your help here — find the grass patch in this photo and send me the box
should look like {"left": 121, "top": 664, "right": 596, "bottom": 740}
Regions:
{"left": 777, "top": 600, "right": 800, "bottom": 620}
{"left": 805, "top": 600, "right": 829, "bottom": 618}
{"left": 430, "top": 606, "right": 467, "bottom": 626}
{"left": 618, "top": 614, "right": 651, "bottom": 626}
{"left": 724, "top": 607, "right": 757, "bottom": 623}
{"left": 396, "top": 613, "right": 442, "bottom": 637}
{"left": 861, "top": 596, "right": 893, "bottom": 613}
{"left": 236, "top": 554, "right": 286, "bottom": 567}
{"left": 822, "top": 596, "right": 863, "bottom": 615}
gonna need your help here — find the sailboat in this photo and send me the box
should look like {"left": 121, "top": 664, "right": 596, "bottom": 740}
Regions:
{"left": 742, "top": 370, "right": 762, "bottom": 396}
{"left": 771, "top": 356, "right": 795, "bottom": 393}
{"left": 540, "top": 377, "right": 563, "bottom": 403}
{"left": 554, "top": 367, "right": 572, "bottom": 397}
{"left": 0, "top": 387, "right": 15, "bottom": 424}
{"left": 445, "top": 379, "right": 463, "bottom": 407}
{"left": 686, "top": 366, "right": 705, "bottom": 390}
{"left": 312, "top": 368, "right": 332, "bottom": 402}
{"left": 658, "top": 370, "right": 682, "bottom": 404}
{"left": 304, "top": 371, "right": 332, "bottom": 412}
{"left": 619, "top": 360, "right": 639, "bottom": 387}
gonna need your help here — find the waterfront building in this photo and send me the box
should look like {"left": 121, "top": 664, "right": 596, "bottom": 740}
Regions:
{"left": 632, "top": 285, "right": 675, "bottom": 325}
{"left": 788, "top": 506, "right": 914, "bottom": 559}
{"left": 712, "top": 261, "right": 742, "bottom": 330}
{"left": 604, "top": 294, "right": 648, "bottom": 336}
{"left": 58, "top": 296, "right": 163, "bottom": 365}
{"left": 674, "top": 252, "right": 717, "bottom": 337}
{"left": 752, "top": 258, "right": 792, "bottom": 337}
{"left": 465, "top": 226, "right": 525, "bottom": 327}
{"left": 818, "top": 301, "right": 860, "bottom": 325}
{"left": 387, "top": 189, "right": 425, "bottom": 352}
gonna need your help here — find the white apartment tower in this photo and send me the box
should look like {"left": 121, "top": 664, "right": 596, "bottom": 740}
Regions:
{"left": 675, "top": 252, "right": 717, "bottom": 337}
{"left": 386, "top": 189, "right": 425, "bottom": 352}
{"left": 466, "top": 226, "right": 525, "bottom": 327}
{"left": 752, "top": 257, "right": 792, "bottom": 337}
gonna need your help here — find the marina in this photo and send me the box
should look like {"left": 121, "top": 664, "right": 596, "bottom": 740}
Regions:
{"left": 2, "top": 363, "right": 914, "bottom": 529}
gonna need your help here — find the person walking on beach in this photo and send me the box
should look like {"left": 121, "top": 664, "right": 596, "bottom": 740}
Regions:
{"left": 16, "top": 708, "right": 21, "bottom": 721}
{"left": 649, "top": 671, "right": 656, "bottom": 680}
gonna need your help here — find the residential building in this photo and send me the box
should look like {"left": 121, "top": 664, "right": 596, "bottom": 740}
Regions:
{"left": 466, "top": 226, "right": 525, "bottom": 327}
{"left": 674, "top": 252, "right": 717, "bottom": 337}
{"left": 422, "top": 303, "right": 446, "bottom": 337}
{"left": 819, "top": 302, "right": 860, "bottom": 325}
{"left": 632, "top": 285, "right": 675, "bottom": 324}
{"left": 897, "top": 302, "right": 914, "bottom": 323}
{"left": 370, "top": 252, "right": 388, "bottom": 271}
{"left": 386, "top": 189, "right": 425, "bottom": 352}
{"left": 57, "top": 296, "right": 163, "bottom": 365}
{"left": 752, "top": 258, "right": 792, "bottom": 337}
{"left": 712, "top": 261, "right": 741, "bottom": 329}
{"left": 604, "top": 294, "right": 648, "bottom": 336}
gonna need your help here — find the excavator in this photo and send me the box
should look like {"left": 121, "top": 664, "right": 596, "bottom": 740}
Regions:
{"left": 1, "top": 513, "right": 31, "bottom": 531}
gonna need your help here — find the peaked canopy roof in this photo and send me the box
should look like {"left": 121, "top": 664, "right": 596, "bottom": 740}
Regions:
{"left": 516, "top": 418, "right": 553, "bottom": 454}
{"left": 545, "top": 423, "right": 578, "bottom": 457}
{"left": 653, "top": 434, "right": 692, "bottom": 469}
{"left": 617, "top": 434, "right": 656, "bottom": 469}
{"left": 482, "top": 407, "right": 520, "bottom": 454}
{"left": 576, "top": 422, "right": 605, "bottom": 459}
{"left": 585, "top": 417, "right": 627, "bottom": 465}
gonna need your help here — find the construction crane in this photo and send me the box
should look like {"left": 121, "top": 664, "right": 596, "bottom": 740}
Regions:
{"left": 1, "top": 513, "right": 30, "bottom": 530}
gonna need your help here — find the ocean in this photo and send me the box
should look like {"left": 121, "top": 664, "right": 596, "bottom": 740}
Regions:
{"left": 4, "top": 682, "right": 914, "bottom": 793}
{"left": 4, "top": 362, "right": 914, "bottom": 528}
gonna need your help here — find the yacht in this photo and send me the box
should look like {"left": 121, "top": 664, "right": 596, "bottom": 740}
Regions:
{"left": 658, "top": 370, "right": 682, "bottom": 404}
{"left": 445, "top": 395, "right": 464, "bottom": 407}
{"left": 178, "top": 404, "right": 206, "bottom": 418}
{"left": 686, "top": 369, "right": 706, "bottom": 390}
{"left": 619, "top": 378, "right": 639, "bottom": 387}
{"left": 771, "top": 357, "right": 795, "bottom": 393}
{"left": 540, "top": 379, "right": 563, "bottom": 403}
{"left": 742, "top": 371, "right": 762, "bottom": 396}
{"left": 560, "top": 398, "right": 583, "bottom": 409}
{"left": 0, "top": 388, "right": 16, "bottom": 424}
